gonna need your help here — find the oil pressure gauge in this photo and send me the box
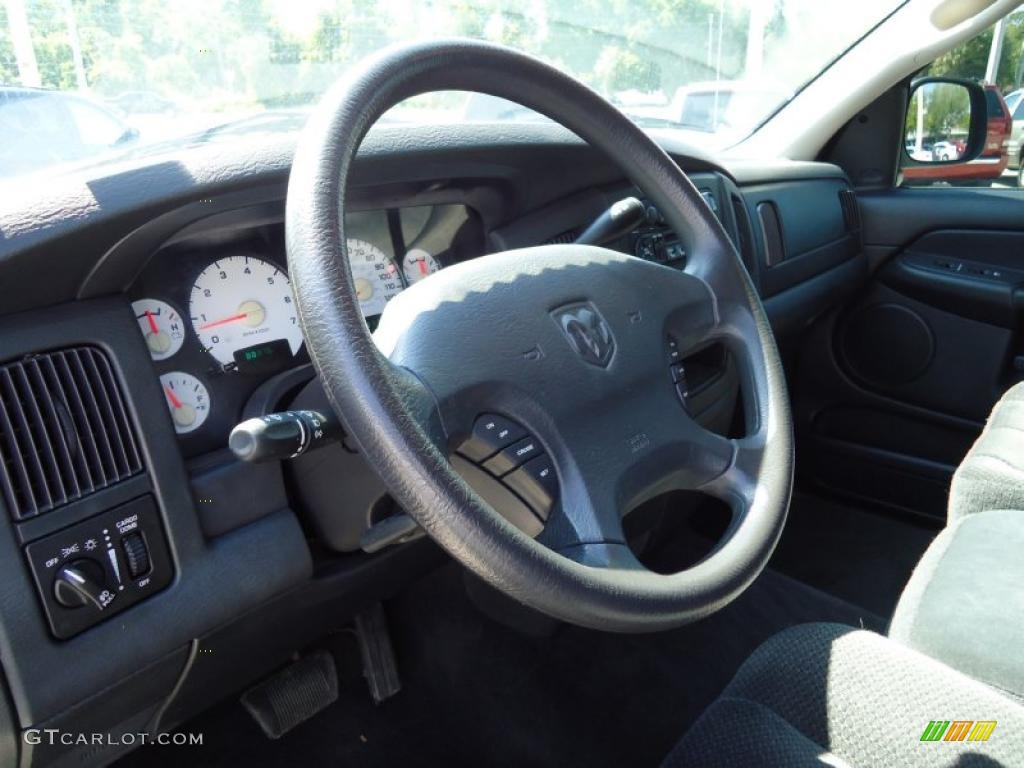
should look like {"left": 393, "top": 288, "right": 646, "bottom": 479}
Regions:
{"left": 159, "top": 372, "right": 211, "bottom": 435}
{"left": 131, "top": 299, "right": 185, "bottom": 360}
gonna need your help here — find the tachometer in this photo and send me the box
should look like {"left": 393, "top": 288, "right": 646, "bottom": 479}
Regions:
{"left": 347, "top": 238, "right": 403, "bottom": 317}
{"left": 189, "top": 256, "right": 302, "bottom": 367}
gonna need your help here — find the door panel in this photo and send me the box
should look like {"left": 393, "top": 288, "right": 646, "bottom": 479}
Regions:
{"left": 796, "top": 190, "right": 1024, "bottom": 518}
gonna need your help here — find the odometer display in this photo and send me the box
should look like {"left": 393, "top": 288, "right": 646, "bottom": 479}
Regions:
{"left": 233, "top": 339, "right": 293, "bottom": 375}
{"left": 190, "top": 256, "right": 302, "bottom": 367}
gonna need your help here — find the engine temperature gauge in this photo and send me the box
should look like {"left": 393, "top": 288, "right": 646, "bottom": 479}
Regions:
{"left": 131, "top": 299, "right": 185, "bottom": 360}
{"left": 159, "top": 372, "right": 211, "bottom": 435}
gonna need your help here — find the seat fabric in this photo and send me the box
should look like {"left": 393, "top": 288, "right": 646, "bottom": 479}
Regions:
{"left": 949, "top": 381, "right": 1024, "bottom": 520}
{"left": 890, "top": 509, "right": 1024, "bottom": 700}
{"left": 662, "top": 623, "right": 1024, "bottom": 768}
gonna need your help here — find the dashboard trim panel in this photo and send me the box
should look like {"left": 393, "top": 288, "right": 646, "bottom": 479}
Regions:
{"left": 0, "top": 298, "right": 311, "bottom": 725}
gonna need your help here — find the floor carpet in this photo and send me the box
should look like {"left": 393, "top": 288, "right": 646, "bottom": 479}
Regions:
{"left": 770, "top": 490, "right": 938, "bottom": 619}
{"left": 119, "top": 556, "right": 880, "bottom": 768}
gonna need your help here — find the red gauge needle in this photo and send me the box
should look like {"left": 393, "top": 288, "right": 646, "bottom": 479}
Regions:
{"left": 199, "top": 312, "right": 248, "bottom": 330}
{"left": 145, "top": 310, "right": 160, "bottom": 335}
{"left": 418, "top": 259, "right": 427, "bottom": 276}
{"left": 164, "top": 386, "right": 183, "bottom": 409}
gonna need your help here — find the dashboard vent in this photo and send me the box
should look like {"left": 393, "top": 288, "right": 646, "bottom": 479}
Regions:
{"left": 838, "top": 189, "right": 861, "bottom": 234}
{"left": 755, "top": 201, "right": 786, "bottom": 267}
{"left": 0, "top": 348, "right": 142, "bottom": 520}
{"left": 729, "top": 194, "right": 755, "bottom": 271}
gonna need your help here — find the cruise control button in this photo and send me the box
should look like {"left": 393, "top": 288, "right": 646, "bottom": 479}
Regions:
{"left": 504, "top": 454, "right": 558, "bottom": 519}
{"left": 675, "top": 382, "right": 690, "bottom": 413}
{"left": 458, "top": 414, "right": 527, "bottom": 462}
{"left": 666, "top": 335, "right": 682, "bottom": 364}
{"left": 483, "top": 436, "right": 542, "bottom": 476}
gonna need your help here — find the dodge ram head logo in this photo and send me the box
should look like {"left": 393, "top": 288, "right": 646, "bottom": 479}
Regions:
{"left": 552, "top": 302, "right": 615, "bottom": 368}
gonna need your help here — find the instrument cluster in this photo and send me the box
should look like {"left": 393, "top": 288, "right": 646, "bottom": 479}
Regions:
{"left": 128, "top": 203, "right": 480, "bottom": 456}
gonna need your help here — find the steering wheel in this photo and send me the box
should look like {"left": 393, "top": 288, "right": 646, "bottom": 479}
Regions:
{"left": 286, "top": 40, "right": 792, "bottom": 632}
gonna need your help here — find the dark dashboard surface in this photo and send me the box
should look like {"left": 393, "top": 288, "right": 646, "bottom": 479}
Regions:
{"left": 0, "top": 122, "right": 863, "bottom": 766}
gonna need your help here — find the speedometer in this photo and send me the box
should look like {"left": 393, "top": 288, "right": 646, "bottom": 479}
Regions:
{"left": 347, "top": 238, "right": 403, "bottom": 317}
{"left": 189, "top": 256, "right": 302, "bottom": 367}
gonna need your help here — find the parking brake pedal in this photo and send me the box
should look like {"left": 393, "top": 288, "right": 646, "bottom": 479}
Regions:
{"left": 241, "top": 650, "right": 338, "bottom": 739}
{"left": 355, "top": 602, "right": 402, "bottom": 704}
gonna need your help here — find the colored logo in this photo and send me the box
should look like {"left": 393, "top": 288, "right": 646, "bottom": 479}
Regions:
{"left": 920, "top": 721, "right": 996, "bottom": 742}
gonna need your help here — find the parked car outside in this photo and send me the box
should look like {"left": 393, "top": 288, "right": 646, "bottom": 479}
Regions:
{"left": 906, "top": 139, "right": 935, "bottom": 161}
{"left": 982, "top": 83, "right": 1013, "bottom": 162}
{"left": 0, "top": 86, "right": 139, "bottom": 178}
{"left": 932, "top": 140, "right": 958, "bottom": 160}
{"left": 626, "top": 80, "right": 789, "bottom": 138}
{"left": 108, "top": 90, "right": 179, "bottom": 115}
{"left": 1004, "top": 88, "right": 1024, "bottom": 185}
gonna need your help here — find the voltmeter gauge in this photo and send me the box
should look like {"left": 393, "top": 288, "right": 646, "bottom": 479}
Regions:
{"left": 159, "top": 372, "right": 211, "bottom": 435}
{"left": 131, "top": 299, "right": 185, "bottom": 360}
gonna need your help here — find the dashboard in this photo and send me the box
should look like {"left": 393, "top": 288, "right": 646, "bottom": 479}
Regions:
{"left": 127, "top": 203, "right": 483, "bottom": 455}
{"left": 0, "top": 122, "right": 865, "bottom": 768}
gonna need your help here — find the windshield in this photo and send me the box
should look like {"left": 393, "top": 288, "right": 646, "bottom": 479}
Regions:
{"left": 1, "top": 0, "right": 903, "bottom": 180}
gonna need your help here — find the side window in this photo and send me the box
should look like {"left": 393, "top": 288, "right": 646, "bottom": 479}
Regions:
{"left": 900, "top": 11, "right": 1024, "bottom": 188}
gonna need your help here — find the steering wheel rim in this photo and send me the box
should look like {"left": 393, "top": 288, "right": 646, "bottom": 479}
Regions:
{"left": 286, "top": 39, "right": 793, "bottom": 632}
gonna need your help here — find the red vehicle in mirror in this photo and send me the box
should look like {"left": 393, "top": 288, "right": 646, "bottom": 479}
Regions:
{"left": 903, "top": 83, "right": 1010, "bottom": 183}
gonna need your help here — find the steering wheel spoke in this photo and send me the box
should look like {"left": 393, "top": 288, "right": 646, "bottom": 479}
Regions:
{"left": 380, "top": 356, "right": 449, "bottom": 456}
{"left": 535, "top": 382, "right": 738, "bottom": 561}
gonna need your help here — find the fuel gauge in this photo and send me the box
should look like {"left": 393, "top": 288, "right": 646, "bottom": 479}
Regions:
{"left": 132, "top": 299, "right": 185, "bottom": 361}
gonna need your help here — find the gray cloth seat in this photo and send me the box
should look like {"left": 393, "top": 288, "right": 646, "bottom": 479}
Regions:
{"left": 662, "top": 623, "right": 1024, "bottom": 767}
{"left": 889, "top": 381, "right": 1024, "bottom": 698}
{"left": 949, "top": 381, "right": 1024, "bottom": 520}
{"left": 890, "top": 509, "right": 1024, "bottom": 700}
{"left": 666, "top": 384, "right": 1024, "bottom": 766}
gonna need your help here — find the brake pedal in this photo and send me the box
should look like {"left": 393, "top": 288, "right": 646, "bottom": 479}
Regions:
{"left": 241, "top": 649, "right": 338, "bottom": 739}
{"left": 354, "top": 602, "right": 402, "bottom": 703}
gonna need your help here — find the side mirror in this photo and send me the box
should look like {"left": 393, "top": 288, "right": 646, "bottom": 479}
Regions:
{"left": 900, "top": 77, "right": 995, "bottom": 185}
